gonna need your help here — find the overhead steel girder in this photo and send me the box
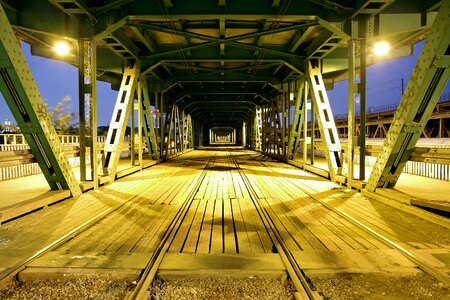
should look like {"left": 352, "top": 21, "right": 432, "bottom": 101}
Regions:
{"left": 0, "top": 4, "right": 81, "bottom": 195}
{"left": 162, "top": 62, "right": 283, "bottom": 82}
{"left": 184, "top": 101, "right": 255, "bottom": 112}
{"left": 128, "top": 21, "right": 318, "bottom": 45}
{"left": 175, "top": 80, "right": 284, "bottom": 93}
{"left": 142, "top": 55, "right": 304, "bottom": 77}
{"left": 121, "top": 2, "right": 343, "bottom": 20}
{"left": 172, "top": 91, "right": 272, "bottom": 101}
{"left": 366, "top": 1, "right": 450, "bottom": 191}
{"left": 128, "top": 20, "right": 312, "bottom": 59}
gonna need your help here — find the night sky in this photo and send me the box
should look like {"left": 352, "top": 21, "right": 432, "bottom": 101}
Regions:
{"left": 0, "top": 41, "right": 449, "bottom": 127}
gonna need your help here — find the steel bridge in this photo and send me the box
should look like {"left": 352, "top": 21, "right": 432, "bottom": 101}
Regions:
{"left": 0, "top": 1, "right": 450, "bottom": 298}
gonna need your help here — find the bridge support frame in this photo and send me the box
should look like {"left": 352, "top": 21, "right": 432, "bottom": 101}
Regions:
{"left": 78, "top": 38, "right": 98, "bottom": 187}
{"left": 0, "top": 5, "right": 81, "bottom": 195}
{"left": 287, "top": 78, "right": 306, "bottom": 160}
{"left": 367, "top": 1, "right": 450, "bottom": 191}
{"left": 139, "top": 78, "right": 160, "bottom": 160}
{"left": 102, "top": 62, "right": 139, "bottom": 179}
{"left": 306, "top": 60, "right": 342, "bottom": 181}
{"left": 253, "top": 106, "right": 263, "bottom": 151}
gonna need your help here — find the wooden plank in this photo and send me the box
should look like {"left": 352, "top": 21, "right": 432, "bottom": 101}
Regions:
{"left": 292, "top": 249, "right": 417, "bottom": 273}
{"left": 276, "top": 177, "right": 368, "bottom": 251}
{"left": 159, "top": 253, "right": 285, "bottom": 272}
{"left": 223, "top": 198, "right": 236, "bottom": 253}
{"left": 411, "top": 199, "right": 450, "bottom": 213}
{"left": 168, "top": 199, "right": 201, "bottom": 253}
{"left": 0, "top": 190, "right": 71, "bottom": 224}
{"left": 196, "top": 198, "right": 213, "bottom": 254}
{"left": 230, "top": 198, "right": 252, "bottom": 254}
{"left": 182, "top": 198, "right": 207, "bottom": 253}
{"left": 210, "top": 196, "right": 224, "bottom": 253}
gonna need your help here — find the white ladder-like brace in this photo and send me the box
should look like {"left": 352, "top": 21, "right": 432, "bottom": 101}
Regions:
{"left": 102, "top": 63, "right": 140, "bottom": 178}
{"left": 253, "top": 106, "right": 263, "bottom": 151}
{"left": 306, "top": 61, "right": 342, "bottom": 181}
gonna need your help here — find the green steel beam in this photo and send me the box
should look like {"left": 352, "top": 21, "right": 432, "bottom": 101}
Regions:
{"left": 90, "top": 0, "right": 134, "bottom": 13}
{"left": 307, "top": 0, "right": 352, "bottom": 14}
{"left": 0, "top": 4, "right": 81, "bottom": 195}
{"left": 129, "top": 26, "right": 157, "bottom": 53}
{"left": 139, "top": 76, "right": 160, "bottom": 160}
{"left": 287, "top": 79, "right": 305, "bottom": 159}
{"left": 366, "top": 1, "right": 450, "bottom": 191}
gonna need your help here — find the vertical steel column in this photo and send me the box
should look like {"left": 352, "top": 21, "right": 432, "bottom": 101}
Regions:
{"left": 136, "top": 82, "right": 143, "bottom": 169}
{"left": 242, "top": 122, "right": 247, "bottom": 147}
{"left": 78, "top": 40, "right": 87, "bottom": 182}
{"left": 310, "top": 89, "right": 315, "bottom": 165}
{"left": 159, "top": 90, "right": 164, "bottom": 159}
{"left": 0, "top": 5, "right": 81, "bottom": 195}
{"left": 358, "top": 17, "right": 368, "bottom": 180}
{"left": 347, "top": 25, "right": 356, "bottom": 187}
{"left": 78, "top": 29, "right": 98, "bottom": 185}
{"left": 130, "top": 98, "right": 136, "bottom": 166}
{"left": 367, "top": 2, "right": 450, "bottom": 191}
{"left": 164, "top": 103, "right": 174, "bottom": 160}
{"left": 253, "top": 106, "right": 262, "bottom": 151}
{"left": 302, "top": 80, "right": 310, "bottom": 165}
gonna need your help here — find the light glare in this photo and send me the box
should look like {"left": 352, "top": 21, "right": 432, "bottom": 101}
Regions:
{"left": 373, "top": 41, "right": 390, "bottom": 56}
{"left": 54, "top": 41, "right": 70, "bottom": 56}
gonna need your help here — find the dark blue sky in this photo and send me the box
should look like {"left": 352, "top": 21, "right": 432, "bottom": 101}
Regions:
{"left": 0, "top": 41, "right": 449, "bottom": 126}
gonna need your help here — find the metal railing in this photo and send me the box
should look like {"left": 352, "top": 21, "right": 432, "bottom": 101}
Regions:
{"left": 334, "top": 92, "right": 450, "bottom": 120}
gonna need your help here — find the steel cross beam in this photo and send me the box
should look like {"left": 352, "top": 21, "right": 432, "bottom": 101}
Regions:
{"left": 306, "top": 60, "right": 342, "bottom": 181}
{"left": 0, "top": 5, "right": 81, "bottom": 195}
{"left": 102, "top": 62, "right": 140, "bottom": 178}
{"left": 366, "top": 1, "right": 450, "bottom": 191}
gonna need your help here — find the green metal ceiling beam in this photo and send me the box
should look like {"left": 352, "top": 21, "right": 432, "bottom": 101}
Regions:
{"left": 90, "top": 0, "right": 135, "bottom": 13}
{"left": 129, "top": 26, "right": 157, "bottom": 53}
{"left": 307, "top": 0, "right": 352, "bottom": 14}
{"left": 129, "top": 20, "right": 318, "bottom": 45}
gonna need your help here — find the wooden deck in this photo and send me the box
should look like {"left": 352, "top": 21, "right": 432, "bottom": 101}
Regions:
{"left": 0, "top": 149, "right": 449, "bottom": 283}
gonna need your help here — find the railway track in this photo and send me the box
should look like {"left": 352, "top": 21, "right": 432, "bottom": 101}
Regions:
{"left": 230, "top": 154, "right": 322, "bottom": 300}
{"left": 128, "top": 152, "right": 319, "bottom": 299}
{"left": 1, "top": 149, "right": 447, "bottom": 299}
{"left": 0, "top": 155, "right": 203, "bottom": 289}
{"left": 127, "top": 155, "right": 216, "bottom": 299}
{"left": 240, "top": 152, "right": 450, "bottom": 287}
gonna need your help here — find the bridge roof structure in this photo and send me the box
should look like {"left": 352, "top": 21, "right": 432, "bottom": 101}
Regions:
{"left": 1, "top": 0, "right": 442, "bottom": 126}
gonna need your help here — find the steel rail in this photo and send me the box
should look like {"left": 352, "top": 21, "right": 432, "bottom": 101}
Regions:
{"left": 230, "top": 153, "right": 321, "bottom": 300}
{"left": 127, "top": 155, "right": 216, "bottom": 300}
{"left": 0, "top": 157, "right": 194, "bottom": 287}
{"left": 256, "top": 155, "right": 450, "bottom": 287}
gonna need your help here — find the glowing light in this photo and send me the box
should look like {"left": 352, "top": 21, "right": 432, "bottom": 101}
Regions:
{"left": 373, "top": 41, "right": 390, "bottom": 56}
{"left": 53, "top": 41, "right": 70, "bottom": 56}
